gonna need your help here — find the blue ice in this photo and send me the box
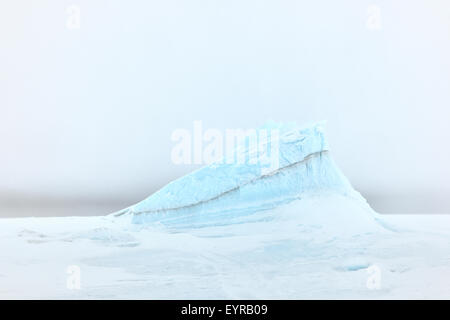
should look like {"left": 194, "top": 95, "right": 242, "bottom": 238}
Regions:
{"left": 114, "top": 122, "right": 375, "bottom": 228}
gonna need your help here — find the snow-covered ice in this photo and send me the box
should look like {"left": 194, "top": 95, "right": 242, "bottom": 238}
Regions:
{"left": 2, "top": 203, "right": 450, "bottom": 299}
{"left": 1, "top": 123, "right": 450, "bottom": 299}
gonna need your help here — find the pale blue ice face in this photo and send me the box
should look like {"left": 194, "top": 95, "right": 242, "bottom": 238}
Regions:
{"left": 122, "top": 123, "right": 370, "bottom": 228}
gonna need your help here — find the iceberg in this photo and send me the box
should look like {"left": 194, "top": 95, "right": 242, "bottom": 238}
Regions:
{"left": 114, "top": 122, "right": 382, "bottom": 230}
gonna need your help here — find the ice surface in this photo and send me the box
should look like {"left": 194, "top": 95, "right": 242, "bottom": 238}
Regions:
{"left": 1, "top": 122, "right": 450, "bottom": 299}
{"left": 2, "top": 209, "right": 450, "bottom": 299}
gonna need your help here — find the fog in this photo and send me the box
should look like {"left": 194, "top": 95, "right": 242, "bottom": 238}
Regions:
{"left": 1, "top": 0, "right": 450, "bottom": 217}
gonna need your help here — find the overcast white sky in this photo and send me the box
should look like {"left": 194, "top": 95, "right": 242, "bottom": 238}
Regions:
{"left": 1, "top": 0, "right": 450, "bottom": 215}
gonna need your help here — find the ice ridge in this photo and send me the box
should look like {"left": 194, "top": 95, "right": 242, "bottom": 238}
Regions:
{"left": 114, "top": 122, "right": 367, "bottom": 227}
